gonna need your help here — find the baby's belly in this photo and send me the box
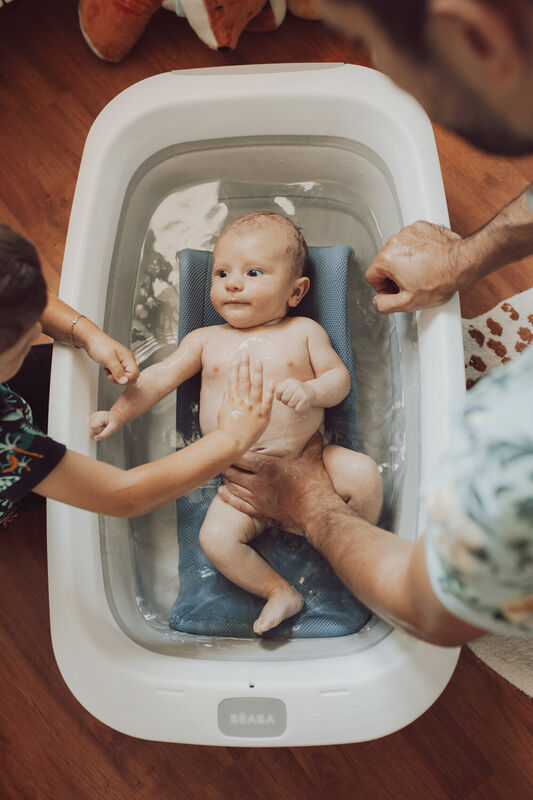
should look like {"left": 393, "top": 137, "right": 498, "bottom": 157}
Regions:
{"left": 199, "top": 389, "right": 324, "bottom": 458}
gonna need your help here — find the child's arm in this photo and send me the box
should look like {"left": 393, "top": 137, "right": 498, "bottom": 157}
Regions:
{"left": 38, "top": 354, "right": 275, "bottom": 517}
{"left": 277, "top": 320, "right": 351, "bottom": 411}
{"left": 89, "top": 328, "right": 208, "bottom": 439}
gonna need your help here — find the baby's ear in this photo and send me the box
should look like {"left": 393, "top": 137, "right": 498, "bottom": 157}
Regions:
{"left": 288, "top": 277, "right": 310, "bottom": 307}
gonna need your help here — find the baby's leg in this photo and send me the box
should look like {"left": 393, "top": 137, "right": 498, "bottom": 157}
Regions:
{"left": 323, "top": 444, "right": 383, "bottom": 524}
{"left": 199, "top": 495, "right": 303, "bottom": 635}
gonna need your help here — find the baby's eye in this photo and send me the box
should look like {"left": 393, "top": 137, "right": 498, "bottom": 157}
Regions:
{"left": 247, "top": 268, "right": 262, "bottom": 277}
{"left": 215, "top": 269, "right": 228, "bottom": 278}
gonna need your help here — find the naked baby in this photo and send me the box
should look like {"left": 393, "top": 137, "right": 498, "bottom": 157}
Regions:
{"left": 90, "top": 212, "right": 382, "bottom": 635}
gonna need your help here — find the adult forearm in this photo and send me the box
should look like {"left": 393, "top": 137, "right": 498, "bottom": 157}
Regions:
{"left": 454, "top": 187, "right": 533, "bottom": 289}
{"left": 40, "top": 291, "right": 101, "bottom": 347}
{"left": 305, "top": 500, "right": 482, "bottom": 645}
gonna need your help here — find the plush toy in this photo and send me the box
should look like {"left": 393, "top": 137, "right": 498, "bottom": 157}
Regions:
{"left": 178, "top": 0, "right": 269, "bottom": 50}
{"left": 246, "top": 0, "right": 287, "bottom": 33}
{"left": 79, "top": 0, "right": 315, "bottom": 63}
{"left": 79, "top": 1, "right": 164, "bottom": 62}
{"left": 287, "top": 0, "right": 321, "bottom": 20}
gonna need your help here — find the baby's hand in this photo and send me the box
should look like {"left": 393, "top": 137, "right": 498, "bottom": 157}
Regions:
{"left": 89, "top": 409, "right": 122, "bottom": 440}
{"left": 276, "top": 379, "right": 316, "bottom": 411}
{"left": 217, "top": 353, "right": 275, "bottom": 452}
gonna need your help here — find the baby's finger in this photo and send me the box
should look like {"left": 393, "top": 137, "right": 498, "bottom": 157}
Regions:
{"left": 250, "top": 359, "right": 264, "bottom": 405}
{"left": 275, "top": 379, "right": 288, "bottom": 399}
{"left": 287, "top": 394, "right": 300, "bottom": 409}
{"left": 280, "top": 386, "right": 294, "bottom": 405}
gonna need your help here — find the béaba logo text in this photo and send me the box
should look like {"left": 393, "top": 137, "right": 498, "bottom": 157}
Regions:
{"left": 230, "top": 712, "right": 276, "bottom": 725}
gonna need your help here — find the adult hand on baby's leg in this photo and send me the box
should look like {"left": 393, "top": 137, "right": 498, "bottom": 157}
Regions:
{"left": 89, "top": 410, "right": 122, "bottom": 440}
{"left": 276, "top": 378, "right": 316, "bottom": 411}
{"left": 219, "top": 433, "right": 342, "bottom": 536}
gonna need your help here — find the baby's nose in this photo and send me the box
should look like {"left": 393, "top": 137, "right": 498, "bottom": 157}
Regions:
{"left": 227, "top": 277, "right": 244, "bottom": 291}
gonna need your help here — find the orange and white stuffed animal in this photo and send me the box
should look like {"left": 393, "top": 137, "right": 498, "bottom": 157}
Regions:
{"left": 79, "top": 0, "right": 294, "bottom": 62}
{"left": 287, "top": 0, "right": 321, "bottom": 20}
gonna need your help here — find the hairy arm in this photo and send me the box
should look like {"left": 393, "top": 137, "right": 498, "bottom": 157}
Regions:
{"left": 220, "top": 435, "right": 484, "bottom": 646}
{"left": 366, "top": 186, "right": 533, "bottom": 313}
{"left": 453, "top": 187, "right": 533, "bottom": 288}
{"left": 303, "top": 499, "right": 483, "bottom": 646}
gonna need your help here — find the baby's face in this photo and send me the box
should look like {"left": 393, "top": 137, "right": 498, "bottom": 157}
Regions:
{"left": 210, "top": 226, "right": 302, "bottom": 329}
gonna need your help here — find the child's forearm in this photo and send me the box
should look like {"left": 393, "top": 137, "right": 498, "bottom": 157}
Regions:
{"left": 35, "top": 429, "right": 251, "bottom": 517}
{"left": 307, "top": 367, "right": 351, "bottom": 408}
{"left": 118, "top": 429, "right": 248, "bottom": 515}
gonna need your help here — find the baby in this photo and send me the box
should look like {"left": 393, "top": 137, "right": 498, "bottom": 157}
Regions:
{"left": 90, "top": 212, "right": 382, "bottom": 635}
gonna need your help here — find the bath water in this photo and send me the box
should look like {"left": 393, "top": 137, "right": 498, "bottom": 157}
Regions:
{"left": 97, "top": 135, "right": 420, "bottom": 658}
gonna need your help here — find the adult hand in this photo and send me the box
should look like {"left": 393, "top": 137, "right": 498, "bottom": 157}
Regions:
{"left": 366, "top": 221, "right": 464, "bottom": 313}
{"left": 80, "top": 328, "right": 140, "bottom": 385}
{"left": 219, "top": 432, "right": 342, "bottom": 535}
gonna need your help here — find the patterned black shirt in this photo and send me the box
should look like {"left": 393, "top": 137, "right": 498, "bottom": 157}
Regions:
{"left": 0, "top": 384, "right": 66, "bottom": 523}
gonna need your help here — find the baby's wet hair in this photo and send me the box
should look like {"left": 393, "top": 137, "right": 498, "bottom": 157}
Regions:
{"left": 218, "top": 212, "right": 309, "bottom": 278}
{"left": 0, "top": 224, "right": 47, "bottom": 353}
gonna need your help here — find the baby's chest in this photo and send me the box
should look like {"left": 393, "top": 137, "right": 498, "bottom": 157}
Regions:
{"left": 202, "top": 333, "right": 313, "bottom": 382}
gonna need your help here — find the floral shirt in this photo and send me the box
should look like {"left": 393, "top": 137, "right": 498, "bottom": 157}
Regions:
{"left": 424, "top": 343, "right": 533, "bottom": 636}
{"left": 0, "top": 384, "right": 66, "bottom": 524}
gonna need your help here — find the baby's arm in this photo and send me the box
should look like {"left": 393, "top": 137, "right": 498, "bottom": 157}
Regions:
{"left": 89, "top": 328, "right": 208, "bottom": 439}
{"left": 277, "top": 320, "right": 351, "bottom": 411}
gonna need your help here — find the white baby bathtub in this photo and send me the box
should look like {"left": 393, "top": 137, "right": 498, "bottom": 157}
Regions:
{"left": 48, "top": 64, "right": 463, "bottom": 744}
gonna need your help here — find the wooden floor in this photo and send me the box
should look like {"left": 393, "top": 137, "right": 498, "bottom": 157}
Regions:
{"left": 0, "top": 1, "right": 532, "bottom": 798}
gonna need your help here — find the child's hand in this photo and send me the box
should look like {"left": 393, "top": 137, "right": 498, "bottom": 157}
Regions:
{"left": 217, "top": 353, "right": 275, "bottom": 452}
{"left": 276, "top": 378, "right": 317, "bottom": 411}
{"left": 89, "top": 409, "right": 123, "bottom": 440}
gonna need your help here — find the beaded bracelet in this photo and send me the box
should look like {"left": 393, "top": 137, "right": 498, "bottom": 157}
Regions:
{"left": 70, "top": 314, "right": 86, "bottom": 348}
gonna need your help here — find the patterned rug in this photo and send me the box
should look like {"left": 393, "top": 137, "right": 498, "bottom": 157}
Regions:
{"left": 462, "top": 286, "right": 533, "bottom": 697}
{"left": 463, "top": 287, "right": 533, "bottom": 389}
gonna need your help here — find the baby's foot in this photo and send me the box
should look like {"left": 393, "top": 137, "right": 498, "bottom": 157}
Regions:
{"left": 253, "top": 587, "right": 304, "bottom": 635}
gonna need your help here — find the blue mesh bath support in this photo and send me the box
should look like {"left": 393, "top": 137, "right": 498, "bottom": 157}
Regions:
{"left": 168, "top": 246, "right": 370, "bottom": 638}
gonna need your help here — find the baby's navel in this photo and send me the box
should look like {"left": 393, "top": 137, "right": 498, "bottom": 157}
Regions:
{"left": 287, "top": 360, "right": 294, "bottom": 367}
